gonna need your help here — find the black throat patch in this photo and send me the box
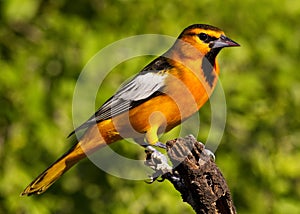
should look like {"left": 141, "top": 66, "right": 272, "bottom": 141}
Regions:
{"left": 201, "top": 48, "right": 221, "bottom": 87}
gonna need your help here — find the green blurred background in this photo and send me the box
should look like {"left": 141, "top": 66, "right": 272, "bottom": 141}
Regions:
{"left": 1, "top": 0, "right": 300, "bottom": 213}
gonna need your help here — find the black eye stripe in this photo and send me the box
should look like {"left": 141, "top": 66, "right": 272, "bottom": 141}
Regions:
{"left": 198, "top": 33, "right": 208, "bottom": 41}
{"left": 198, "top": 33, "right": 218, "bottom": 43}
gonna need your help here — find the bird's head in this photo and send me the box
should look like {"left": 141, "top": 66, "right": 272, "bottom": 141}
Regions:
{"left": 176, "top": 24, "right": 240, "bottom": 57}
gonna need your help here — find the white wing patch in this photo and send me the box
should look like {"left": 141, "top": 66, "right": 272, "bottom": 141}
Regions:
{"left": 68, "top": 56, "right": 172, "bottom": 137}
{"left": 115, "top": 72, "right": 167, "bottom": 101}
{"left": 68, "top": 71, "right": 168, "bottom": 136}
{"left": 97, "top": 71, "right": 167, "bottom": 117}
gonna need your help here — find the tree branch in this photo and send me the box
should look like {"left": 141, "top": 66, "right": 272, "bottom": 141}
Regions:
{"left": 146, "top": 135, "right": 236, "bottom": 214}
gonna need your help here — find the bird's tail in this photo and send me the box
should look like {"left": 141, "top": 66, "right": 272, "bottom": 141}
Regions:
{"left": 21, "top": 142, "right": 87, "bottom": 196}
{"left": 21, "top": 123, "right": 121, "bottom": 196}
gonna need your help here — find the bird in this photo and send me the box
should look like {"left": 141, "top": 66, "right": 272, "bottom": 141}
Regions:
{"left": 21, "top": 24, "right": 239, "bottom": 196}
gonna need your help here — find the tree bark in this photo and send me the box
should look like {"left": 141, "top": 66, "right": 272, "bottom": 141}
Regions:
{"left": 161, "top": 135, "right": 236, "bottom": 214}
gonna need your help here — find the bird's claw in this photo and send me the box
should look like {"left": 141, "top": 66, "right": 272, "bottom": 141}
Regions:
{"left": 154, "top": 142, "right": 167, "bottom": 149}
{"left": 204, "top": 148, "right": 215, "bottom": 161}
{"left": 144, "top": 146, "right": 172, "bottom": 182}
{"left": 145, "top": 174, "right": 165, "bottom": 184}
{"left": 144, "top": 146, "right": 185, "bottom": 190}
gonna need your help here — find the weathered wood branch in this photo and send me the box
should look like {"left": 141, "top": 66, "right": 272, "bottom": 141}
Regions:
{"left": 146, "top": 135, "right": 236, "bottom": 214}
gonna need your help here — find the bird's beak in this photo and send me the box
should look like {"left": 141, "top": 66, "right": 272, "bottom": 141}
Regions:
{"left": 212, "top": 35, "right": 240, "bottom": 49}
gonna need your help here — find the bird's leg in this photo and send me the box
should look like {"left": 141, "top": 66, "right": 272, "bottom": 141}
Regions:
{"left": 144, "top": 145, "right": 172, "bottom": 183}
{"left": 139, "top": 141, "right": 167, "bottom": 150}
{"left": 142, "top": 125, "right": 170, "bottom": 181}
{"left": 144, "top": 124, "right": 167, "bottom": 150}
{"left": 154, "top": 142, "right": 167, "bottom": 149}
{"left": 135, "top": 137, "right": 166, "bottom": 150}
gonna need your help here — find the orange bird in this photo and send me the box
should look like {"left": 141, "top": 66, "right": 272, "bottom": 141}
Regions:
{"left": 21, "top": 24, "right": 239, "bottom": 196}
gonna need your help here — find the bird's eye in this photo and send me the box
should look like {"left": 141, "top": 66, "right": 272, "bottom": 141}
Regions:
{"left": 198, "top": 33, "right": 208, "bottom": 41}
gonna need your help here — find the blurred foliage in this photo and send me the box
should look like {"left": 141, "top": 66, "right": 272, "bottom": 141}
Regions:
{"left": 1, "top": 0, "right": 300, "bottom": 213}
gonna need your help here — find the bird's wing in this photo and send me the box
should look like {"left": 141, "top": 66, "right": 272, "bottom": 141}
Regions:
{"left": 68, "top": 56, "right": 173, "bottom": 137}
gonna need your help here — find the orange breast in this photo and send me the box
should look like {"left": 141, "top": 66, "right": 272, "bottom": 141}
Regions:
{"left": 92, "top": 60, "right": 219, "bottom": 143}
{"left": 110, "top": 64, "right": 218, "bottom": 139}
